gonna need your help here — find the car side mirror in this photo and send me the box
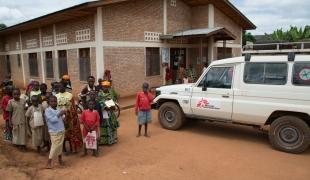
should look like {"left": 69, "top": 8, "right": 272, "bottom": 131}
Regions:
{"left": 202, "top": 81, "right": 208, "bottom": 91}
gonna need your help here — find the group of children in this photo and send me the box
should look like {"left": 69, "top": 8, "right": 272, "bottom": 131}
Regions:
{"left": 0, "top": 73, "right": 155, "bottom": 169}
{"left": 0, "top": 74, "right": 121, "bottom": 169}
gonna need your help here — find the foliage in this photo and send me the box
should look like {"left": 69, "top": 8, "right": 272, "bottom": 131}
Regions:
{"left": 0, "top": 23, "right": 6, "bottom": 30}
{"left": 242, "top": 31, "right": 256, "bottom": 45}
{"left": 269, "top": 26, "right": 310, "bottom": 42}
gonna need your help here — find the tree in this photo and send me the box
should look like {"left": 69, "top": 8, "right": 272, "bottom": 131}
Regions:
{"left": 269, "top": 26, "right": 310, "bottom": 42}
{"left": 242, "top": 31, "right": 256, "bottom": 46}
{"left": 0, "top": 23, "right": 7, "bottom": 30}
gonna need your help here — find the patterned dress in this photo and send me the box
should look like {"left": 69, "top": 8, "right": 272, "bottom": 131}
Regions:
{"left": 97, "top": 90, "right": 120, "bottom": 145}
{"left": 56, "top": 92, "right": 82, "bottom": 149}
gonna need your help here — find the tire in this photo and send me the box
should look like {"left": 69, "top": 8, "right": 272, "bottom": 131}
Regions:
{"left": 158, "top": 102, "right": 185, "bottom": 130}
{"left": 269, "top": 116, "right": 310, "bottom": 154}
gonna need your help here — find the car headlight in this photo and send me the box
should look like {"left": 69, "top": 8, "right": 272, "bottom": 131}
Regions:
{"left": 155, "top": 90, "right": 161, "bottom": 98}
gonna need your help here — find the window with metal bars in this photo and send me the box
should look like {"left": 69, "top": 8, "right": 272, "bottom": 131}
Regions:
{"left": 45, "top": 51, "right": 54, "bottom": 78}
{"left": 29, "top": 53, "right": 39, "bottom": 77}
{"left": 58, "top": 50, "right": 68, "bottom": 78}
{"left": 146, "top": 48, "right": 160, "bottom": 76}
{"left": 79, "top": 48, "right": 91, "bottom": 81}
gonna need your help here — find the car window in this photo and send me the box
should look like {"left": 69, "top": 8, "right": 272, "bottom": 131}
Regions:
{"left": 244, "top": 63, "right": 287, "bottom": 85}
{"left": 198, "top": 66, "right": 234, "bottom": 89}
{"left": 292, "top": 62, "right": 310, "bottom": 86}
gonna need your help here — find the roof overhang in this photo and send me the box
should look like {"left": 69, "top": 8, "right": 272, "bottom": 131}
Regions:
{"left": 160, "top": 27, "right": 236, "bottom": 41}
{"left": 0, "top": 0, "right": 128, "bottom": 35}
{"left": 0, "top": 0, "right": 255, "bottom": 35}
{"left": 183, "top": 0, "right": 256, "bottom": 30}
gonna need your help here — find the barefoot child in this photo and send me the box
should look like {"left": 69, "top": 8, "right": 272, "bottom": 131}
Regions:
{"left": 80, "top": 100, "right": 100, "bottom": 157}
{"left": 135, "top": 83, "right": 154, "bottom": 137}
{"left": 25, "top": 95, "right": 44, "bottom": 154}
{"left": 1, "top": 86, "right": 13, "bottom": 141}
{"left": 6, "top": 88, "right": 27, "bottom": 151}
{"left": 44, "top": 96, "right": 66, "bottom": 169}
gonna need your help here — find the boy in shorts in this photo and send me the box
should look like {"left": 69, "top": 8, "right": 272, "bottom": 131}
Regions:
{"left": 135, "top": 83, "right": 154, "bottom": 137}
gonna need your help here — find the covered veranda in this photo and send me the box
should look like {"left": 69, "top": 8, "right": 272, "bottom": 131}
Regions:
{"left": 160, "top": 27, "right": 236, "bottom": 83}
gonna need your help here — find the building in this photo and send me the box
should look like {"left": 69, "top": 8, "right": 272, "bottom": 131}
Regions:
{"left": 0, "top": 0, "right": 255, "bottom": 97}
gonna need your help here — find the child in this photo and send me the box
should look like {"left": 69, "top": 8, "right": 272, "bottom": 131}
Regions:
{"left": 1, "top": 86, "right": 13, "bottom": 141}
{"left": 135, "top": 83, "right": 154, "bottom": 137}
{"left": 25, "top": 95, "right": 44, "bottom": 154}
{"left": 30, "top": 81, "right": 41, "bottom": 99}
{"left": 6, "top": 88, "right": 27, "bottom": 151}
{"left": 98, "top": 84, "right": 119, "bottom": 145}
{"left": 44, "top": 95, "right": 66, "bottom": 169}
{"left": 183, "top": 75, "right": 189, "bottom": 84}
{"left": 41, "top": 90, "right": 52, "bottom": 151}
{"left": 80, "top": 100, "right": 100, "bottom": 157}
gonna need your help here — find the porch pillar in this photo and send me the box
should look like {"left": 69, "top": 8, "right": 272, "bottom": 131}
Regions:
{"left": 53, "top": 24, "right": 59, "bottom": 81}
{"left": 39, "top": 28, "right": 46, "bottom": 83}
{"left": 19, "top": 32, "right": 26, "bottom": 87}
{"left": 208, "top": 37, "right": 214, "bottom": 62}
{"left": 95, "top": 7, "right": 104, "bottom": 80}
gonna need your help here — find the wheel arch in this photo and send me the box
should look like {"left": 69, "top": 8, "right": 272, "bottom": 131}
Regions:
{"left": 265, "top": 111, "right": 310, "bottom": 127}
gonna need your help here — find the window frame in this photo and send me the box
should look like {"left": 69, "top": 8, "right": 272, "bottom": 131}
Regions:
{"left": 145, "top": 47, "right": 161, "bottom": 77}
{"left": 17, "top": 54, "right": 21, "bottom": 68}
{"left": 28, "top": 53, "right": 39, "bottom": 77}
{"left": 78, "top": 48, "right": 91, "bottom": 82}
{"left": 58, "top": 50, "right": 68, "bottom": 79}
{"left": 197, "top": 65, "right": 234, "bottom": 89}
{"left": 292, "top": 62, "right": 310, "bottom": 86}
{"left": 243, "top": 62, "right": 288, "bottom": 85}
{"left": 45, "top": 51, "right": 54, "bottom": 79}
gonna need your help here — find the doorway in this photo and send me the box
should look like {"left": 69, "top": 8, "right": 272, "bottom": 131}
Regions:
{"left": 170, "top": 48, "right": 186, "bottom": 83}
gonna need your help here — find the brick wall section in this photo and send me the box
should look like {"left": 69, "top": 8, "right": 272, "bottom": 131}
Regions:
{"left": 67, "top": 47, "right": 97, "bottom": 96}
{"left": 26, "top": 52, "right": 43, "bottom": 83}
{"left": 0, "top": 55, "right": 6, "bottom": 82}
{"left": 0, "top": 38, "right": 4, "bottom": 52}
{"left": 41, "top": 25, "right": 54, "bottom": 47}
{"left": 102, "top": 0, "right": 163, "bottom": 41}
{"left": 9, "top": 54, "right": 24, "bottom": 87}
{"left": 232, "top": 48, "right": 242, "bottom": 57}
{"left": 167, "top": 0, "right": 191, "bottom": 33}
{"left": 214, "top": 7, "right": 242, "bottom": 44}
{"left": 21, "top": 29, "right": 40, "bottom": 50}
{"left": 104, "top": 47, "right": 163, "bottom": 97}
{"left": 191, "top": 5, "right": 209, "bottom": 29}
{"left": 6, "top": 33, "right": 20, "bottom": 51}
{"left": 55, "top": 15, "right": 95, "bottom": 44}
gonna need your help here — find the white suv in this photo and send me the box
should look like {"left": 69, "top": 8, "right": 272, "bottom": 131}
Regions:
{"left": 152, "top": 54, "right": 310, "bottom": 153}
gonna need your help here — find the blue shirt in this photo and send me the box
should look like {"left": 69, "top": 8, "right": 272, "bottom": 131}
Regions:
{"left": 44, "top": 107, "right": 65, "bottom": 133}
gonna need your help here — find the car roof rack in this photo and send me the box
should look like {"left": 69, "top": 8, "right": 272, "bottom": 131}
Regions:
{"left": 244, "top": 53, "right": 251, "bottom": 62}
{"left": 288, "top": 52, "right": 295, "bottom": 62}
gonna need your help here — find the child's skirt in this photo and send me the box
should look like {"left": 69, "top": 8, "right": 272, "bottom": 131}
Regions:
{"left": 137, "top": 110, "right": 152, "bottom": 125}
{"left": 31, "top": 126, "right": 44, "bottom": 147}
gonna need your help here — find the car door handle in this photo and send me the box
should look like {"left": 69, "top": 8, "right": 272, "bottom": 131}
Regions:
{"left": 222, "top": 94, "right": 230, "bottom": 98}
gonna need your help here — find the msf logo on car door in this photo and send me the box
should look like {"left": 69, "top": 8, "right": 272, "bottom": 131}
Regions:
{"left": 196, "top": 98, "right": 221, "bottom": 110}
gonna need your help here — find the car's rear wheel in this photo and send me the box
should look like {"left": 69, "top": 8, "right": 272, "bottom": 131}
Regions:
{"left": 269, "top": 116, "right": 310, "bottom": 154}
{"left": 158, "top": 102, "right": 185, "bottom": 130}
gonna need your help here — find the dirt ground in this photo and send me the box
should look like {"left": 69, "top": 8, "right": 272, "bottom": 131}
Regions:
{"left": 0, "top": 108, "right": 310, "bottom": 180}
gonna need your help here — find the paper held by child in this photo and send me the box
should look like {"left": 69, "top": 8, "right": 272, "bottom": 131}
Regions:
{"left": 105, "top": 99, "right": 115, "bottom": 108}
{"left": 34, "top": 111, "right": 44, "bottom": 127}
{"left": 85, "top": 131, "right": 97, "bottom": 150}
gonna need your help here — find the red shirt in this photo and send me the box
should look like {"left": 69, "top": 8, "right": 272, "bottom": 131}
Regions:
{"left": 80, "top": 110, "right": 100, "bottom": 137}
{"left": 135, "top": 92, "right": 154, "bottom": 112}
{"left": 1, "top": 95, "right": 12, "bottom": 121}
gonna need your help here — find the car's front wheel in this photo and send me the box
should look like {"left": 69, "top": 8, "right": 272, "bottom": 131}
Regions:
{"left": 158, "top": 102, "right": 185, "bottom": 130}
{"left": 269, "top": 116, "right": 310, "bottom": 154}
